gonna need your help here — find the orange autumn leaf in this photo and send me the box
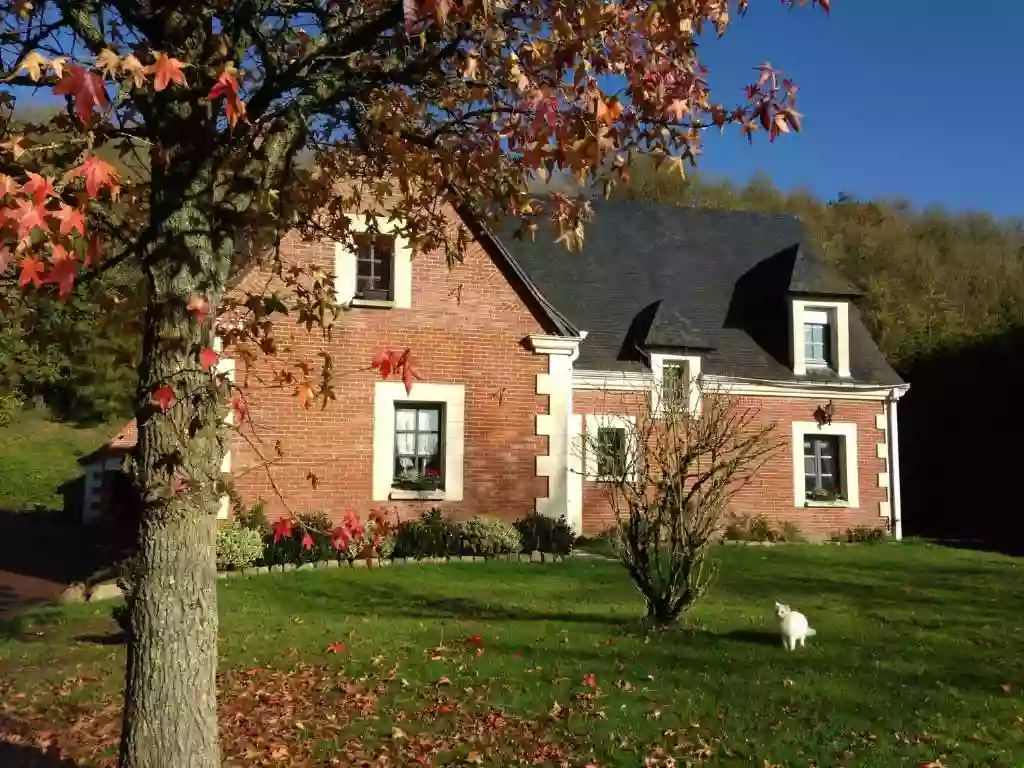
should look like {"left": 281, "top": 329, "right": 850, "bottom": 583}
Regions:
{"left": 147, "top": 53, "right": 189, "bottom": 92}
{"left": 151, "top": 385, "right": 175, "bottom": 412}
{"left": 71, "top": 156, "right": 120, "bottom": 199}
{"left": 18, "top": 256, "right": 44, "bottom": 288}
{"left": 295, "top": 381, "right": 315, "bottom": 408}
{"left": 199, "top": 347, "right": 219, "bottom": 372}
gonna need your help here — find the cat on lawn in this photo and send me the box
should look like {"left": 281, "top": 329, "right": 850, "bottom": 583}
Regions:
{"left": 775, "top": 602, "right": 817, "bottom": 651}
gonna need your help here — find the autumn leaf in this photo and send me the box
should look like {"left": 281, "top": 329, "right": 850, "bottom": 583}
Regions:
{"left": 229, "top": 393, "right": 249, "bottom": 423}
{"left": 665, "top": 98, "right": 689, "bottom": 122}
{"left": 463, "top": 635, "right": 483, "bottom": 646}
{"left": 18, "top": 51, "right": 48, "bottom": 82}
{"left": 151, "top": 385, "right": 175, "bottom": 412}
{"left": 207, "top": 69, "right": 246, "bottom": 129}
{"left": 147, "top": 53, "right": 189, "bottom": 92}
{"left": 199, "top": 347, "right": 219, "bottom": 372}
{"left": 582, "top": 673, "right": 596, "bottom": 688}
{"left": 18, "top": 256, "right": 44, "bottom": 288}
{"left": 51, "top": 203, "right": 87, "bottom": 237}
{"left": 301, "top": 532, "right": 315, "bottom": 550}
{"left": 169, "top": 475, "right": 187, "bottom": 496}
{"left": 70, "top": 155, "right": 120, "bottom": 199}
{"left": 121, "top": 55, "right": 147, "bottom": 88}
{"left": 9, "top": 198, "right": 48, "bottom": 240}
{"left": 52, "top": 65, "right": 110, "bottom": 123}
{"left": 371, "top": 348, "right": 396, "bottom": 378}
{"left": 272, "top": 518, "right": 294, "bottom": 542}
{"left": 187, "top": 295, "right": 210, "bottom": 322}
{"left": 306, "top": 470, "right": 319, "bottom": 489}
{"left": 94, "top": 49, "right": 121, "bottom": 77}
{"left": 44, "top": 257, "right": 78, "bottom": 301}
{"left": 48, "top": 57, "right": 66, "bottom": 78}
{"left": 330, "top": 525, "right": 351, "bottom": 552}
{"left": 326, "top": 642, "right": 346, "bottom": 654}
{"left": 1, "top": 136, "right": 27, "bottom": 159}
{"left": 295, "top": 381, "right": 315, "bottom": 408}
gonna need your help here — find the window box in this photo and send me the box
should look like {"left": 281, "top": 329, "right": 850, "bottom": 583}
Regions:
{"left": 791, "top": 421, "right": 859, "bottom": 509}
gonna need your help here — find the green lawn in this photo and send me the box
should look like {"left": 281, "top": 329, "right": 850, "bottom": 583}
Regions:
{"left": 0, "top": 412, "right": 115, "bottom": 510}
{"left": 1, "top": 543, "right": 1022, "bottom": 766}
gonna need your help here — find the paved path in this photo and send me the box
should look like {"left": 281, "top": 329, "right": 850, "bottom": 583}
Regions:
{"left": 0, "top": 569, "right": 64, "bottom": 620}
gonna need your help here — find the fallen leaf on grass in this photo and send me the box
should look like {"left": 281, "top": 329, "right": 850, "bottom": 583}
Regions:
{"left": 437, "top": 676, "right": 452, "bottom": 686}
{"left": 326, "top": 642, "right": 346, "bottom": 654}
{"left": 582, "top": 673, "right": 597, "bottom": 688}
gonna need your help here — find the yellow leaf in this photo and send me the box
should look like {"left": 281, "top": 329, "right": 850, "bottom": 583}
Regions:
{"left": 49, "top": 57, "right": 66, "bottom": 78}
{"left": 122, "top": 55, "right": 147, "bottom": 88}
{"left": 18, "top": 51, "right": 48, "bottom": 82}
{"left": 95, "top": 49, "right": 120, "bottom": 77}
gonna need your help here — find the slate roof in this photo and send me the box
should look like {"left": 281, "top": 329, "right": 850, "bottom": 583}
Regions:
{"left": 493, "top": 200, "right": 903, "bottom": 386}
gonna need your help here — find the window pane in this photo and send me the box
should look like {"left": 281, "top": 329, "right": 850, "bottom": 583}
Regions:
{"left": 804, "top": 456, "right": 816, "bottom": 475}
{"left": 416, "top": 432, "right": 439, "bottom": 457}
{"left": 395, "top": 455, "right": 415, "bottom": 477}
{"left": 805, "top": 474, "right": 818, "bottom": 493}
{"left": 418, "top": 408, "right": 439, "bottom": 431}
{"left": 395, "top": 432, "right": 415, "bottom": 455}
{"left": 396, "top": 409, "right": 415, "bottom": 431}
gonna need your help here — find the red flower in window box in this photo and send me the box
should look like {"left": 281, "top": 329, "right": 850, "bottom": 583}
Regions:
{"left": 424, "top": 468, "right": 440, "bottom": 478}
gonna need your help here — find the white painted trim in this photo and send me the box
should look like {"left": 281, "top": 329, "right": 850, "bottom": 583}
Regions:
{"left": 886, "top": 395, "right": 904, "bottom": 540}
{"left": 878, "top": 500, "right": 891, "bottom": 519}
{"left": 877, "top": 471, "right": 889, "bottom": 488}
{"left": 875, "top": 413, "right": 887, "bottom": 430}
{"left": 528, "top": 335, "right": 584, "bottom": 355}
{"left": 532, "top": 337, "right": 581, "bottom": 531}
{"left": 875, "top": 442, "right": 888, "bottom": 459}
{"left": 334, "top": 216, "right": 413, "bottom": 309}
{"left": 573, "top": 369, "right": 910, "bottom": 402}
{"left": 649, "top": 353, "right": 702, "bottom": 417}
{"left": 791, "top": 421, "right": 860, "bottom": 509}
{"left": 372, "top": 381, "right": 465, "bottom": 502}
{"left": 790, "top": 299, "right": 851, "bottom": 378}
{"left": 583, "top": 414, "right": 638, "bottom": 481}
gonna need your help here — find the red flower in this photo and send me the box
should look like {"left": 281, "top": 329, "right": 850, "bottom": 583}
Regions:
{"left": 301, "top": 532, "right": 315, "bottom": 550}
{"left": 424, "top": 468, "right": 440, "bottom": 478}
{"left": 272, "top": 518, "right": 293, "bottom": 543}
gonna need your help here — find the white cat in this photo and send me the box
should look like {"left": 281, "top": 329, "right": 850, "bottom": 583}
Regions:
{"left": 774, "top": 601, "right": 816, "bottom": 651}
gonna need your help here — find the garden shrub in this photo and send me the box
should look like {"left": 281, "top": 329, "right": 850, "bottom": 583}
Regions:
{"left": 392, "top": 508, "right": 461, "bottom": 559}
{"left": 514, "top": 512, "right": 575, "bottom": 556}
{"left": 216, "top": 525, "right": 265, "bottom": 571}
{"left": 0, "top": 390, "right": 24, "bottom": 427}
{"left": 835, "top": 525, "right": 886, "bottom": 544}
{"left": 339, "top": 514, "right": 396, "bottom": 561}
{"left": 234, "top": 498, "right": 269, "bottom": 535}
{"left": 723, "top": 514, "right": 804, "bottom": 543}
{"left": 458, "top": 516, "right": 522, "bottom": 557}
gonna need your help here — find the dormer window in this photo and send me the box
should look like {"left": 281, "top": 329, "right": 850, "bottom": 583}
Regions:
{"left": 355, "top": 234, "right": 396, "bottom": 301}
{"left": 662, "top": 362, "right": 689, "bottom": 409}
{"left": 803, "top": 309, "right": 832, "bottom": 368}
{"left": 649, "top": 353, "right": 702, "bottom": 417}
{"left": 790, "top": 300, "right": 851, "bottom": 378}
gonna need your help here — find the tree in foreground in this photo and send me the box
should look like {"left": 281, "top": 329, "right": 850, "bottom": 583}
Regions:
{"left": 0, "top": 0, "right": 827, "bottom": 764}
{"left": 580, "top": 380, "right": 778, "bottom": 624}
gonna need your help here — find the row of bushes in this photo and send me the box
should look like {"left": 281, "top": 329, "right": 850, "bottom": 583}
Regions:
{"left": 722, "top": 514, "right": 888, "bottom": 544}
{"left": 216, "top": 506, "right": 576, "bottom": 572}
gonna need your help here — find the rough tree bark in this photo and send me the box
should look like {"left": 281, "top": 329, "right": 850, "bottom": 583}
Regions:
{"left": 119, "top": 146, "right": 227, "bottom": 767}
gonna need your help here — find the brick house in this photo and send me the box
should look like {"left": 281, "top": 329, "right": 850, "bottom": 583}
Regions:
{"left": 81, "top": 200, "right": 909, "bottom": 540}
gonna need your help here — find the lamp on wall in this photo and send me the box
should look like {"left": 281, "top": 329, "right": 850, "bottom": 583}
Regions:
{"left": 813, "top": 400, "right": 835, "bottom": 429}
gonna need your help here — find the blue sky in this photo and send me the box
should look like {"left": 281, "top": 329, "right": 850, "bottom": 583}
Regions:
{"left": 690, "top": 0, "right": 1021, "bottom": 217}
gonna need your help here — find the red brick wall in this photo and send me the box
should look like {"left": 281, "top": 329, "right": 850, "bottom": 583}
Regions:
{"left": 228, "top": 227, "right": 549, "bottom": 525}
{"left": 572, "top": 389, "right": 889, "bottom": 539}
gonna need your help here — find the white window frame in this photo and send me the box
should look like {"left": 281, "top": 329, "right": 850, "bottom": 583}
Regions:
{"left": 791, "top": 421, "right": 859, "bottom": 508}
{"left": 334, "top": 216, "right": 413, "bottom": 309}
{"left": 790, "top": 299, "right": 850, "bottom": 378}
{"left": 649, "top": 353, "right": 702, "bottom": 417}
{"left": 373, "top": 381, "right": 464, "bottom": 501}
{"left": 583, "top": 414, "right": 638, "bottom": 482}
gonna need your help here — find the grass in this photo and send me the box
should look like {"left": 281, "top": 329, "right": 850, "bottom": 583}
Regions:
{"left": 0, "top": 411, "right": 115, "bottom": 510}
{"left": 1, "top": 543, "right": 1022, "bottom": 766}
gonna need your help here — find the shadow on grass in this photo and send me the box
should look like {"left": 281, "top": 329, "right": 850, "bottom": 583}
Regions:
{"left": 73, "top": 632, "right": 127, "bottom": 646}
{"left": 718, "top": 628, "right": 781, "bottom": 647}
{"left": 0, "top": 742, "right": 80, "bottom": 768}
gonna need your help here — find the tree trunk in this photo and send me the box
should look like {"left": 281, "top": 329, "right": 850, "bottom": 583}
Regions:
{"left": 119, "top": 152, "right": 228, "bottom": 767}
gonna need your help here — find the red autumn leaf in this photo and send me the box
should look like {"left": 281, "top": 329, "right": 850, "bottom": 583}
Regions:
{"left": 51, "top": 203, "right": 87, "bottom": 237}
{"left": 229, "top": 393, "right": 249, "bottom": 423}
{"left": 71, "top": 155, "right": 120, "bottom": 199}
{"left": 22, "top": 172, "right": 55, "bottom": 205}
{"left": 44, "top": 257, "right": 78, "bottom": 301}
{"left": 326, "top": 642, "right": 346, "bottom": 654}
{"left": 301, "top": 532, "right": 315, "bottom": 550}
{"left": 582, "top": 673, "right": 597, "bottom": 688}
{"left": 272, "top": 517, "right": 294, "bottom": 543}
{"left": 148, "top": 53, "right": 189, "bottom": 92}
{"left": 207, "top": 69, "right": 246, "bottom": 129}
{"left": 330, "top": 525, "right": 351, "bottom": 552}
{"left": 18, "top": 256, "right": 44, "bottom": 288}
{"left": 199, "top": 347, "right": 219, "bottom": 372}
{"left": 52, "top": 65, "right": 110, "bottom": 123}
{"left": 476, "top": 647, "right": 484, "bottom": 657}
{"left": 187, "top": 295, "right": 209, "bottom": 321}
{"left": 371, "top": 348, "right": 395, "bottom": 378}
{"left": 463, "top": 635, "right": 483, "bottom": 646}
{"left": 403, "top": 0, "right": 419, "bottom": 33}
{"left": 151, "top": 385, "right": 175, "bottom": 412}
{"left": 9, "top": 198, "right": 48, "bottom": 240}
